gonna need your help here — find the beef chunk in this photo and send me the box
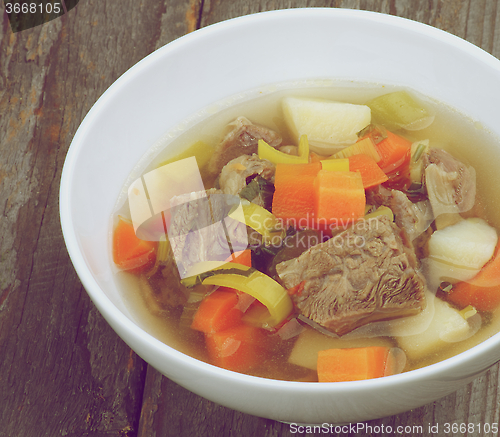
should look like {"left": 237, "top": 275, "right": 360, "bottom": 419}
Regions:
{"left": 366, "top": 184, "right": 393, "bottom": 206}
{"left": 424, "top": 148, "right": 476, "bottom": 216}
{"left": 208, "top": 116, "right": 282, "bottom": 174}
{"left": 390, "top": 191, "right": 433, "bottom": 242}
{"left": 219, "top": 154, "right": 275, "bottom": 198}
{"left": 276, "top": 215, "right": 426, "bottom": 335}
{"left": 367, "top": 186, "right": 433, "bottom": 242}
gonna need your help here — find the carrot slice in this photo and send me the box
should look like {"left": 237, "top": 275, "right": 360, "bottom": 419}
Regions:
{"left": 272, "top": 162, "right": 322, "bottom": 228}
{"left": 313, "top": 170, "right": 365, "bottom": 225}
{"left": 447, "top": 244, "right": 500, "bottom": 311}
{"left": 205, "top": 324, "right": 269, "bottom": 372}
{"left": 348, "top": 154, "right": 389, "bottom": 189}
{"left": 317, "top": 346, "right": 391, "bottom": 382}
{"left": 374, "top": 130, "right": 412, "bottom": 174}
{"left": 112, "top": 217, "right": 157, "bottom": 273}
{"left": 191, "top": 289, "right": 242, "bottom": 334}
{"left": 225, "top": 249, "right": 252, "bottom": 267}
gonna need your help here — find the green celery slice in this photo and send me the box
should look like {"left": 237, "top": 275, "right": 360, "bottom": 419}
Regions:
{"left": 367, "top": 91, "right": 431, "bottom": 131}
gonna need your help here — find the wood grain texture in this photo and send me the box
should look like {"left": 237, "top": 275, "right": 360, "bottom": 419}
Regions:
{"left": 0, "top": 1, "right": 193, "bottom": 436}
{"left": 1, "top": 0, "right": 500, "bottom": 436}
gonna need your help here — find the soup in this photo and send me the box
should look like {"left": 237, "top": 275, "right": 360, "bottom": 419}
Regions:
{"left": 110, "top": 83, "right": 500, "bottom": 382}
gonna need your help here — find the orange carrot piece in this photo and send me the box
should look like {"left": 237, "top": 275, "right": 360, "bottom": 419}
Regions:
{"left": 191, "top": 290, "right": 242, "bottom": 334}
{"left": 375, "top": 130, "right": 412, "bottom": 174}
{"left": 317, "top": 346, "right": 391, "bottom": 382}
{"left": 272, "top": 162, "right": 322, "bottom": 228}
{"left": 309, "top": 152, "right": 323, "bottom": 163}
{"left": 348, "top": 154, "right": 389, "bottom": 189}
{"left": 112, "top": 217, "right": 157, "bottom": 273}
{"left": 447, "top": 244, "right": 500, "bottom": 311}
{"left": 226, "top": 249, "right": 252, "bottom": 267}
{"left": 313, "top": 170, "right": 365, "bottom": 225}
{"left": 205, "top": 324, "right": 269, "bottom": 372}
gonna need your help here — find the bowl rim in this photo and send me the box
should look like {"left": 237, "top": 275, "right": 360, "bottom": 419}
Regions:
{"left": 60, "top": 6, "right": 500, "bottom": 394}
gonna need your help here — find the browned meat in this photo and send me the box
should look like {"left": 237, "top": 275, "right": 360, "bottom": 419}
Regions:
{"left": 138, "top": 262, "right": 189, "bottom": 316}
{"left": 208, "top": 116, "right": 282, "bottom": 174}
{"left": 219, "top": 154, "right": 275, "bottom": 196}
{"left": 366, "top": 184, "right": 393, "bottom": 206}
{"left": 367, "top": 186, "right": 433, "bottom": 242}
{"left": 276, "top": 215, "right": 426, "bottom": 335}
{"left": 390, "top": 190, "right": 433, "bottom": 242}
{"left": 425, "top": 148, "right": 476, "bottom": 216}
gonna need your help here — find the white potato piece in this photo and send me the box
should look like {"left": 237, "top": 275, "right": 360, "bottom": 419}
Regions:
{"left": 396, "top": 295, "right": 480, "bottom": 361}
{"left": 416, "top": 306, "right": 500, "bottom": 368}
{"left": 288, "top": 326, "right": 393, "bottom": 371}
{"left": 282, "top": 97, "right": 371, "bottom": 154}
{"left": 426, "top": 217, "right": 498, "bottom": 286}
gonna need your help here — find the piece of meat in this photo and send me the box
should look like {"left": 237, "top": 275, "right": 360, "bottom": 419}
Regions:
{"left": 208, "top": 116, "right": 282, "bottom": 174}
{"left": 390, "top": 190, "right": 433, "bottom": 242}
{"left": 366, "top": 184, "right": 393, "bottom": 207}
{"left": 367, "top": 186, "right": 433, "bottom": 242}
{"left": 424, "top": 148, "right": 476, "bottom": 216}
{"left": 276, "top": 215, "right": 426, "bottom": 336}
{"left": 167, "top": 189, "right": 249, "bottom": 278}
{"left": 219, "top": 154, "right": 275, "bottom": 197}
{"left": 139, "top": 268, "right": 188, "bottom": 316}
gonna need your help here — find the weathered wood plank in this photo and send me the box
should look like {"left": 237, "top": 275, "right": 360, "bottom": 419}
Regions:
{"left": 0, "top": 1, "right": 195, "bottom": 436}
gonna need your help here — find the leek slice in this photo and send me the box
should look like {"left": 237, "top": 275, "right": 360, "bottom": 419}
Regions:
{"left": 258, "top": 134, "right": 309, "bottom": 165}
{"left": 364, "top": 205, "right": 394, "bottom": 221}
{"left": 367, "top": 90, "right": 434, "bottom": 131}
{"left": 181, "top": 262, "right": 251, "bottom": 288}
{"left": 145, "top": 235, "right": 170, "bottom": 277}
{"left": 229, "top": 200, "right": 285, "bottom": 246}
{"left": 408, "top": 139, "right": 430, "bottom": 191}
{"left": 202, "top": 269, "right": 293, "bottom": 326}
{"left": 320, "top": 158, "right": 349, "bottom": 172}
{"left": 330, "top": 137, "right": 381, "bottom": 162}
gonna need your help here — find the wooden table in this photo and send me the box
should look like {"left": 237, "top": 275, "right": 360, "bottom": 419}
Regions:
{"left": 1, "top": 1, "right": 500, "bottom": 436}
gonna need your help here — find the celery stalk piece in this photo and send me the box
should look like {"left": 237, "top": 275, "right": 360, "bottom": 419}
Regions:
{"left": 367, "top": 91, "right": 434, "bottom": 131}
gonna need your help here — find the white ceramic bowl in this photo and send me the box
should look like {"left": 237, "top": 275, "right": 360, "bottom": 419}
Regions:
{"left": 60, "top": 8, "right": 500, "bottom": 424}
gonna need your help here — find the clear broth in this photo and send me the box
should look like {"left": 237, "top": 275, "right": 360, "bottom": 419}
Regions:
{"left": 112, "top": 81, "right": 500, "bottom": 380}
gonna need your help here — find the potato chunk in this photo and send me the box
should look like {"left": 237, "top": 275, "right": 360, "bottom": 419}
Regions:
{"left": 288, "top": 327, "right": 393, "bottom": 371}
{"left": 396, "top": 295, "right": 477, "bottom": 361}
{"left": 426, "top": 217, "right": 498, "bottom": 286}
{"left": 282, "top": 97, "right": 371, "bottom": 154}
